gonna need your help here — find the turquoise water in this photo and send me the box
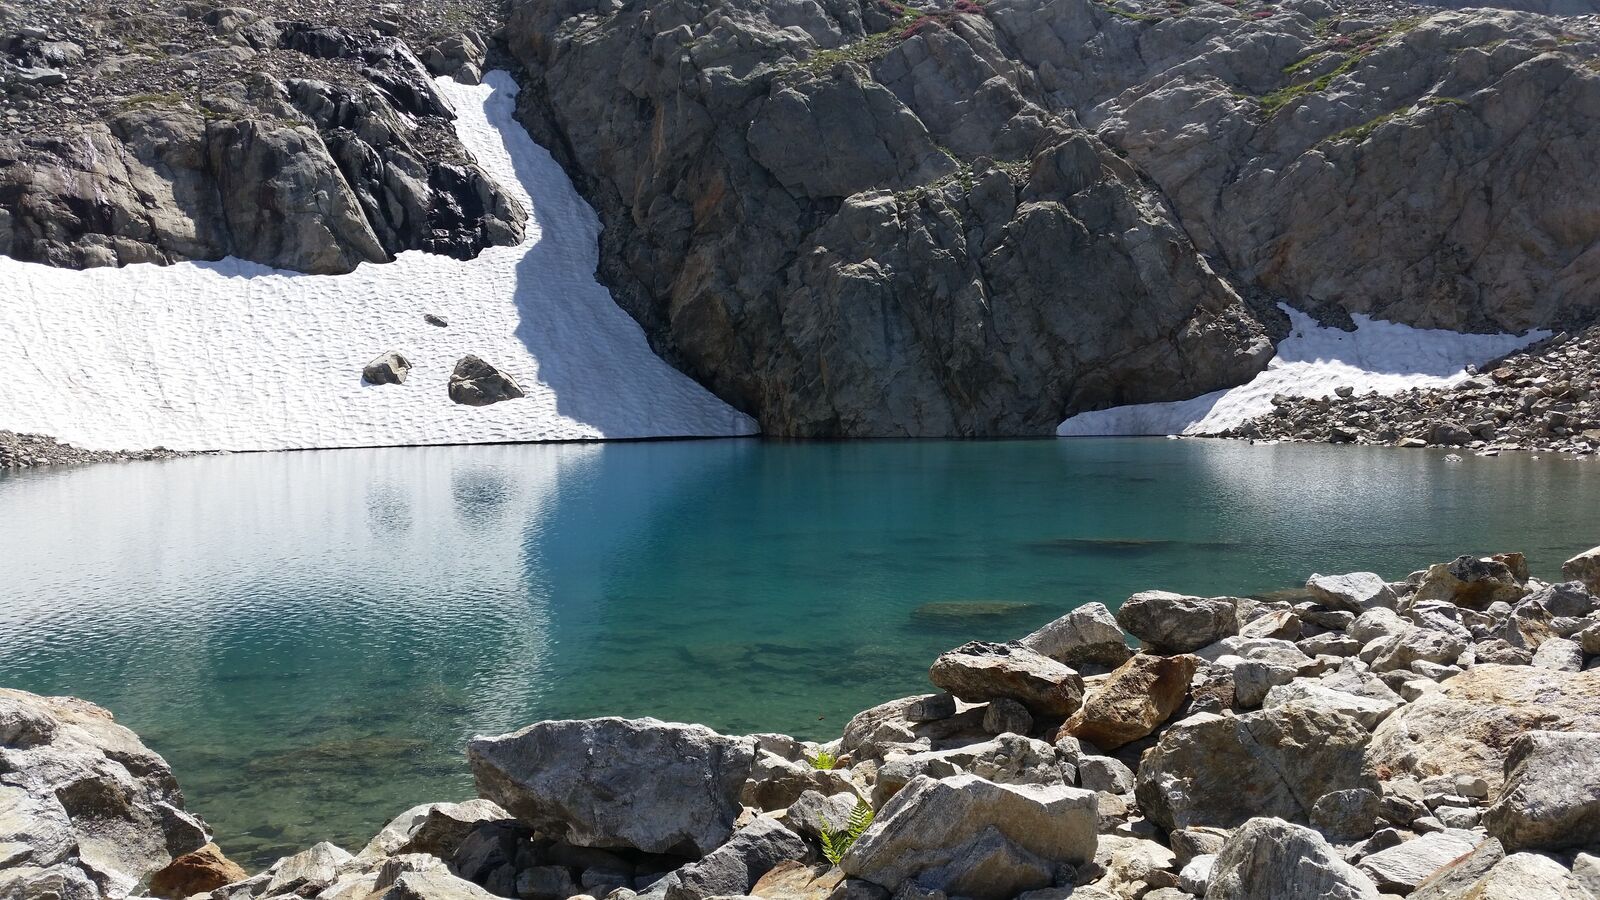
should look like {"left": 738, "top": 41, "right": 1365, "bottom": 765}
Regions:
{"left": 2, "top": 438, "right": 1598, "bottom": 867}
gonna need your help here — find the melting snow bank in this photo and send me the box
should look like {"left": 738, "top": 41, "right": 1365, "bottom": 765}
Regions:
{"left": 1058, "top": 305, "right": 1548, "bottom": 437}
{"left": 0, "top": 72, "right": 756, "bottom": 452}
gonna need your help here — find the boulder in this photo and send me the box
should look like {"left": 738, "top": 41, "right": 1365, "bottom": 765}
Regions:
{"left": 1366, "top": 666, "right": 1600, "bottom": 792}
{"left": 1419, "top": 851, "right": 1597, "bottom": 899}
{"left": 1306, "top": 573, "right": 1397, "bottom": 613}
{"left": 1116, "top": 592, "right": 1238, "bottom": 653}
{"left": 448, "top": 356, "right": 525, "bottom": 406}
{"left": 927, "top": 642, "right": 1084, "bottom": 718}
{"left": 1018, "top": 603, "right": 1133, "bottom": 671}
{"left": 1355, "top": 830, "right": 1479, "bottom": 893}
{"left": 741, "top": 751, "right": 856, "bottom": 812}
{"left": 467, "top": 718, "right": 756, "bottom": 856}
{"left": 1412, "top": 557, "right": 1528, "bottom": 611}
{"left": 1483, "top": 730, "right": 1600, "bottom": 852}
{"left": 665, "top": 817, "right": 810, "bottom": 900}
{"left": 362, "top": 351, "right": 411, "bottom": 386}
{"left": 841, "top": 774, "right": 1096, "bottom": 900}
{"left": 1135, "top": 706, "right": 1377, "bottom": 832}
{"left": 1362, "top": 628, "right": 1468, "bottom": 674}
{"left": 1076, "top": 756, "right": 1135, "bottom": 795}
{"left": 1532, "top": 637, "right": 1585, "bottom": 672}
{"left": 1407, "top": 837, "right": 1505, "bottom": 900}
{"left": 870, "top": 734, "right": 1067, "bottom": 807}
{"left": 1309, "top": 787, "right": 1383, "bottom": 843}
{"left": 839, "top": 694, "right": 959, "bottom": 760}
{"left": 265, "top": 842, "right": 354, "bottom": 895}
{"left": 359, "top": 800, "right": 511, "bottom": 860}
{"left": 1262, "top": 680, "right": 1398, "bottom": 730}
{"left": 1524, "top": 582, "right": 1599, "bottom": 618}
{"left": 1562, "top": 546, "right": 1600, "bottom": 595}
{"left": 980, "top": 699, "right": 1033, "bottom": 737}
{"left": 0, "top": 688, "right": 210, "bottom": 899}
{"left": 1060, "top": 654, "right": 1196, "bottom": 750}
{"left": 379, "top": 870, "right": 506, "bottom": 900}
{"left": 146, "top": 844, "right": 247, "bottom": 899}
{"left": 1349, "top": 608, "right": 1413, "bottom": 644}
{"left": 1206, "top": 818, "right": 1378, "bottom": 900}
{"left": 748, "top": 861, "right": 856, "bottom": 900}
{"left": 783, "top": 792, "right": 860, "bottom": 842}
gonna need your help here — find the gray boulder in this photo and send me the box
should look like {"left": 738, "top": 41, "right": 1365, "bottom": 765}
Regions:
{"left": 363, "top": 352, "right": 412, "bottom": 386}
{"left": 1305, "top": 573, "right": 1397, "bottom": 613}
{"left": 841, "top": 774, "right": 1096, "bottom": 900}
{"left": 1562, "top": 546, "right": 1600, "bottom": 595}
{"left": 1018, "top": 603, "right": 1133, "bottom": 671}
{"left": 927, "top": 642, "right": 1084, "bottom": 718}
{"left": 358, "top": 800, "right": 511, "bottom": 860}
{"left": 1366, "top": 665, "right": 1600, "bottom": 792}
{"left": 0, "top": 688, "right": 209, "bottom": 900}
{"left": 448, "top": 357, "right": 526, "bottom": 407}
{"left": 1483, "top": 730, "right": 1600, "bottom": 852}
{"left": 1116, "top": 592, "right": 1239, "bottom": 654}
{"left": 1207, "top": 817, "right": 1378, "bottom": 900}
{"left": 1135, "top": 706, "right": 1377, "bottom": 831}
{"left": 264, "top": 842, "right": 353, "bottom": 896}
{"left": 1412, "top": 557, "right": 1528, "bottom": 611}
{"left": 467, "top": 718, "right": 756, "bottom": 856}
{"left": 1355, "top": 830, "right": 1479, "bottom": 894}
{"left": 665, "top": 817, "right": 810, "bottom": 900}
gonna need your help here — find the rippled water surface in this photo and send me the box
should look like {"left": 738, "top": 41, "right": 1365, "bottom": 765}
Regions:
{"left": 3, "top": 438, "right": 1598, "bottom": 866}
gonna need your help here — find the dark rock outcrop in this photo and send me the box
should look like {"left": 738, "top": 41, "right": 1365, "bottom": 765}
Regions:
{"left": 504, "top": 0, "right": 1273, "bottom": 437}
{"left": 0, "top": 10, "right": 524, "bottom": 274}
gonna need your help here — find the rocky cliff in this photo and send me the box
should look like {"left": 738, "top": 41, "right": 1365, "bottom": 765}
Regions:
{"left": 502, "top": 0, "right": 1600, "bottom": 435}
{"left": 0, "top": 1, "right": 525, "bottom": 274}
{"left": 6, "top": 0, "right": 1600, "bottom": 437}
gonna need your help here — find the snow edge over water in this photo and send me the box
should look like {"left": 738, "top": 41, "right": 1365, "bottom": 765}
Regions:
{"left": 1058, "top": 305, "right": 1549, "bottom": 437}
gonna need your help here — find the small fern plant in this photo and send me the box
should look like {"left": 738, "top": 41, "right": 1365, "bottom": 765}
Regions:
{"left": 807, "top": 749, "right": 841, "bottom": 770}
{"left": 819, "top": 800, "right": 875, "bottom": 865}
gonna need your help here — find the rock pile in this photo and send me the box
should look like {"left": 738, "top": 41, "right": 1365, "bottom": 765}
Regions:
{"left": 9, "top": 547, "right": 1600, "bottom": 900}
{"left": 0, "top": 429, "right": 187, "bottom": 469}
{"left": 1213, "top": 327, "right": 1600, "bottom": 455}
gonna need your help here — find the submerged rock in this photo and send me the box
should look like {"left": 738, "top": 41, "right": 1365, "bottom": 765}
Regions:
{"left": 467, "top": 717, "right": 755, "bottom": 856}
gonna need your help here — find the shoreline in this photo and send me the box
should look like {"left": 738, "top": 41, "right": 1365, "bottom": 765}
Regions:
{"left": 5, "top": 547, "right": 1599, "bottom": 900}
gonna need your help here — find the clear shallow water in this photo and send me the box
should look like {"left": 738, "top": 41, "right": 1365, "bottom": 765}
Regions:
{"left": 2, "top": 438, "right": 1599, "bottom": 867}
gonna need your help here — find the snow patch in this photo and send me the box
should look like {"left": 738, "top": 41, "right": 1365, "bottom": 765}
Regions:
{"left": 0, "top": 71, "right": 757, "bottom": 452}
{"left": 1058, "top": 305, "right": 1547, "bottom": 437}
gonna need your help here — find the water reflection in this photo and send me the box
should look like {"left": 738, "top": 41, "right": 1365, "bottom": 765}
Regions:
{"left": 0, "top": 438, "right": 1597, "bottom": 865}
